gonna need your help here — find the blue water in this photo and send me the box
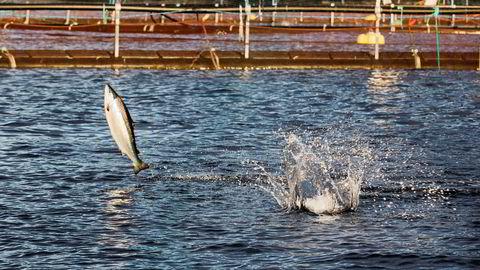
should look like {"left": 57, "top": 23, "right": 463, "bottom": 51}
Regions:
{"left": 0, "top": 69, "right": 479, "bottom": 269}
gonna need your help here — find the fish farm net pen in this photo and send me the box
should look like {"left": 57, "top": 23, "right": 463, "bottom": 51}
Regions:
{"left": 3, "top": 1, "right": 480, "bottom": 6}
{"left": 2, "top": 1, "right": 480, "bottom": 70}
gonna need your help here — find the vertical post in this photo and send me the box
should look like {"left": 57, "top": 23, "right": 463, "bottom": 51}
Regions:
{"left": 114, "top": 0, "right": 121, "bottom": 58}
{"left": 239, "top": 5, "right": 244, "bottom": 41}
{"left": 245, "top": 3, "right": 251, "bottom": 59}
{"left": 399, "top": 6, "right": 403, "bottom": 30}
{"left": 412, "top": 49, "right": 421, "bottom": 69}
{"left": 451, "top": 1, "right": 455, "bottom": 27}
{"left": 466, "top": 0, "right": 469, "bottom": 22}
{"left": 272, "top": 2, "right": 277, "bottom": 26}
{"left": 477, "top": 46, "right": 479, "bottom": 71}
{"left": 24, "top": 1, "right": 30, "bottom": 24}
{"left": 390, "top": 4, "right": 395, "bottom": 32}
{"left": 161, "top": 4, "right": 165, "bottom": 24}
{"left": 341, "top": 0, "right": 345, "bottom": 22}
{"left": 300, "top": 12, "right": 303, "bottom": 22}
{"left": 103, "top": 4, "right": 107, "bottom": 24}
{"left": 434, "top": 6, "right": 441, "bottom": 70}
{"left": 375, "top": 0, "right": 381, "bottom": 60}
{"left": 215, "top": 3, "right": 219, "bottom": 24}
{"left": 220, "top": 0, "right": 224, "bottom": 22}
{"left": 259, "top": 2, "right": 262, "bottom": 21}
{"left": 65, "top": 10, "right": 71, "bottom": 25}
{"left": 176, "top": 3, "right": 183, "bottom": 22}
{"left": 330, "top": 3, "right": 335, "bottom": 26}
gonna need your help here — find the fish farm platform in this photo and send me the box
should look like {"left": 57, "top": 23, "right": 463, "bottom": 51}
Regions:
{"left": 1, "top": 50, "right": 479, "bottom": 70}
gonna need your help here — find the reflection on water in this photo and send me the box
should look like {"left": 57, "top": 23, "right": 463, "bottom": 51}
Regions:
{"left": 100, "top": 188, "right": 138, "bottom": 253}
{"left": 314, "top": 214, "right": 340, "bottom": 224}
{"left": 368, "top": 70, "right": 406, "bottom": 94}
{"left": 367, "top": 70, "right": 407, "bottom": 128}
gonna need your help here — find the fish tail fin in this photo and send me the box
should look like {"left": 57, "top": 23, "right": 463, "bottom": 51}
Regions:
{"left": 133, "top": 160, "right": 149, "bottom": 175}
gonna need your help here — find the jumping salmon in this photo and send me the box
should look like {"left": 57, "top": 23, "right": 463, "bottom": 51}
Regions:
{"left": 104, "top": 84, "right": 149, "bottom": 174}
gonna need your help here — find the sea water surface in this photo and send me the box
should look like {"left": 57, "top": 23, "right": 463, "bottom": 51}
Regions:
{"left": 0, "top": 69, "right": 479, "bottom": 269}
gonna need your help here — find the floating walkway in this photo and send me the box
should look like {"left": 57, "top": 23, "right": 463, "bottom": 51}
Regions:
{"left": 1, "top": 50, "right": 479, "bottom": 70}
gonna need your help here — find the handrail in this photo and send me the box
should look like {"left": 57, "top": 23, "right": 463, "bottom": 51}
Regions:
{"left": 2, "top": 4, "right": 480, "bottom": 15}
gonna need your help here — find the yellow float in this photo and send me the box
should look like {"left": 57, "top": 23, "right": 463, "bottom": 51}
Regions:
{"left": 357, "top": 32, "right": 385, "bottom": 45}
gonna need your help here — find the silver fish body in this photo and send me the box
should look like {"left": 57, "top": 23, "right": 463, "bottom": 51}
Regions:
{"left": 104, "top": 84, "right": 149, "bottom": 174}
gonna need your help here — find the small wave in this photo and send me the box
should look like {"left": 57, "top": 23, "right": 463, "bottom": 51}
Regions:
{"left": 362, "top": 185, "right": 480, "bottom": 197}
{"left": 2, "top": 121, "right": 33, "bottom": 127}
{"left": 145, "top": 174, "right": 256, "bottom": 184}
{"left": 144, "top": 173, "right": 480, "bottom": 199}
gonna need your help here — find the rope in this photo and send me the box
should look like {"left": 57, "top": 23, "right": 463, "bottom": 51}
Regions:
{"left": 1, "top": 47, "right": 16, "bottom": 69}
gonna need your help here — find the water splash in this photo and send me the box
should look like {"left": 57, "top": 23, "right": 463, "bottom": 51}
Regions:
{"left": 259, "top": 128, "right": 375, "bottom": 215}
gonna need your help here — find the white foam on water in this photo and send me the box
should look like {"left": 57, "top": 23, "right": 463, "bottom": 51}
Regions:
{"left": 258, "top": 127, "right": 374, "bottom": 215}
{"left": 302, "top": 191, "right": 339, "bottom": 215}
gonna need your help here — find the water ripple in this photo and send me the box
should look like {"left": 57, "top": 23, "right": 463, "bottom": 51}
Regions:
{"left": 0, "top": 69, "right": 478, "bottom": 268}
